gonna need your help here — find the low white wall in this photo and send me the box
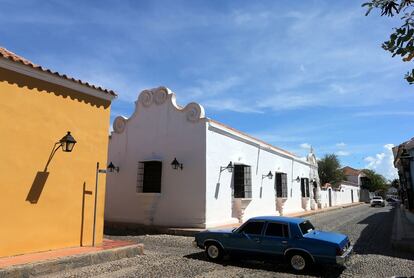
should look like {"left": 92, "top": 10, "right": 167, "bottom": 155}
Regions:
{"left": 319, "top": 185, "right": 360, "bottom": 208}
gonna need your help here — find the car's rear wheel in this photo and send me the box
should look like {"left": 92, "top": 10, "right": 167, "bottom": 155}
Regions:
{"left": 287, "top": 252, "right": 311, "bottom": 272}
{"left": 205, "top": 242, "right": 223, "bottom": 262}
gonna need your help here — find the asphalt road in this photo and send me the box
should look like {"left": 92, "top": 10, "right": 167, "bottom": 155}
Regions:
{"left": 45, "top": 204, "right": 414, "bottom": 278}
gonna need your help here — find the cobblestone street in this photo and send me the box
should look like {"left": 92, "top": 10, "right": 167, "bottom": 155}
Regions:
{"left": 45, "top": 204, "right": 414, "bottom": 278}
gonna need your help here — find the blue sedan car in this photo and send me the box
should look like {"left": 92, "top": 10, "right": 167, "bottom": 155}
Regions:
{"left": 193, "top": 216, "right": 353, "bottom": 272}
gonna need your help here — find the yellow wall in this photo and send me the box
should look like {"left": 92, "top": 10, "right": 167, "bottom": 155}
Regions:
{"left": 0, "top": 68, "right": 111, "bottom": 257}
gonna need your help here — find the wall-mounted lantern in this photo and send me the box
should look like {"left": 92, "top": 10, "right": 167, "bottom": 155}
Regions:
{"left": 60, "top": 131, "right": 77, "bottom": 152}
{"left": 262, "top": 171, "right": 273, "bottom": 180}
{"left": 44, "top": 131, "right": 77, "bottom": 171}
{"left": 171, "top": 157, "right": 183, "bottom": 170}
{"left": 107, "top": 162, "right": 120, "bottom": 173}
{"left": 296, "top": 176, "right": 301, "bottom": 182}
{"left": 220, "top": 161, "right": 233, "bottom": 173}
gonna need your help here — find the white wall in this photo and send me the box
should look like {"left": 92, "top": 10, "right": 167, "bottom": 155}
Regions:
{"left": 319, "top": 185, "right": 359, "bottom": 208}
{"left": 105, "top": 87, "right": 207, "bottom": 227}
{"left": 205, "top": 121, "right": 312, "bottom": 226}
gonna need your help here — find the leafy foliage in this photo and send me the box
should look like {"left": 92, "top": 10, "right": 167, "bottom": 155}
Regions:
{"left": 363, "top": 0, "right": 414, "bottom": 83}
{"left": 361, "top": 169, "right": 389, "bottom": 191}
{"left": 317, "top": 154, "right": 345, "bottom": 187}
{"left": 390, "top": 178, "right": 400, "bottom": 188}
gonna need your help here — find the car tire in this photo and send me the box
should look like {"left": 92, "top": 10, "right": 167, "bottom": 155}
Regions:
{"left": 205, "top": 242, "right": 224, "bottom": 262}
{"left": 287, "top": 251, "right": 312, "bottom": 272}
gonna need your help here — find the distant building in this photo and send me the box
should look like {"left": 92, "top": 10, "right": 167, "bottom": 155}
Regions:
{"left": 393, "top": 138, "right": 414, "bottom": 210}
{"left": 319, "top": 166, "right": 363, "bottom": 207}
{"left": 0, "top": 47, "right": 116, "bottom": 257}
{"left": 105, "top": 87, "right": 322, "bottom": 228}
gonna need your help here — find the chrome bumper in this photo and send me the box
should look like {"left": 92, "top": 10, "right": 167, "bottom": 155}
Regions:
{"left": 336, "top": 245, "right": 353, "bottom": 265}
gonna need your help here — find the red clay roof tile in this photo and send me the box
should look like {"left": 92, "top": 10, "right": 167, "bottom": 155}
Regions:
{"left": 0, "top": 46, "right": 117, "bottom": 97}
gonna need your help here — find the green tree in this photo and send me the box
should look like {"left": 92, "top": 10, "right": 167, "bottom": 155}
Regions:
{"left": 363, "top": 0, "right": 414, "bottom": 83}
{"left": 361, "top": 169, "right": 388, "bottom": 192}
{"left": 317, "top": 154, "right": 345, "bottom": 187}
{"left": 391, "top": 178, "right": 400, "bottom": 188}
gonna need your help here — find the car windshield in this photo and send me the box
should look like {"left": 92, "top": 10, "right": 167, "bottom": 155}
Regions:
{"left": 373, "top": 197, "right": 382, "bottom": 200}
{"left": 299, "top": 220, "right": 315, "bottom": 235}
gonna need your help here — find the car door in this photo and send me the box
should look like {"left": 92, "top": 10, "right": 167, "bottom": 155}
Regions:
{"left": 259, "top": 221, "right": 290, "bottom": 257}
{"left": 227, "top": 221, "right": 265, "bottom": 256}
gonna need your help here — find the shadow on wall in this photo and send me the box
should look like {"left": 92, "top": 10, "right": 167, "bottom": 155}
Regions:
{"left": 26, "top": 171, "right": 49, "bottom": 203}
{"left": 0, "top": 68, "right": 110, "bottom": 108}
{"left": 80, "top": 182, "right": 93, "bottom": 246}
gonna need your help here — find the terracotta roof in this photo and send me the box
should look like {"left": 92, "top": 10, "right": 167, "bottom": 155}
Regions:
{"left": 208, "top": 119, "right": 297, "bottom": 158}
{"left": 0, "top": 46, "right": 117, "bottom": 97}
{"left": 342, "top": 166, "right": 361, "bottom": 176}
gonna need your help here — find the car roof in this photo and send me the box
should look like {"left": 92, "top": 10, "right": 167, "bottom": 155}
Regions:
{"left": 249, "top": 216, "right": 305, "bottom": 224}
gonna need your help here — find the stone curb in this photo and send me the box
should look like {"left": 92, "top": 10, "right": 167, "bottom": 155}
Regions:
{"left": 0, "top": 244, "right": 144, "bottom": 278}
{"left": 287, "top": 202, "right": 364, "bottom": 218}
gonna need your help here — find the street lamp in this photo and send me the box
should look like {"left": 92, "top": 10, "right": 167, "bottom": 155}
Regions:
{"left": 107, "top": 161, "right": 120, "bottom": 173}
{"left": 171, "top": 158, "right": 183, "bottom": 170}
{"left": 220, "top": 161, "right": 234, "bottom": 173}
{"left": 44, "top": 131, "right": 77, "bottom": 171}
{"left": 262, "top": 171, "right": 273, "bottom": 180}
{"left": 59, "top": 131, "right": 77, "bottom": 152}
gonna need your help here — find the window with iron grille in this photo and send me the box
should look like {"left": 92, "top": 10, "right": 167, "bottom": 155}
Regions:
{"left": 275, "top": 172, "right": 288, "bottom": 198}
{"left": 233, "top": 164, "right": 252, "bottom": 198}
{"left": 300, "top": 178, "right": 310, "bottom": 197}
{"left": 136, "top": 161, "right": 162, "bottom": 193}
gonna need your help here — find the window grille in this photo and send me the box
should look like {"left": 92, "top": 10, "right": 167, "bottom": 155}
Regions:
{"left": 233, "top": 164, "right": 252, "bottom": 198}
{"left": 136, "top": 161, "right": 162, "bottom": 193}
{"left": 301, "top": 178, "right": 310, "bottom": 197}
{"left": 275, "top": 173, "right": 288, "bottom": 198}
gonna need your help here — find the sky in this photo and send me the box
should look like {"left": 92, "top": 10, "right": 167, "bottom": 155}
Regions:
{"left": 1, "top": 0, "right": 413, "bottom": 180}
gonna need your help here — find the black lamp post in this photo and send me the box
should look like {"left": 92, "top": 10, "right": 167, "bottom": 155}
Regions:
{"left": 262, "top": 171, "right": 273, "bottom": 180}
{"left": 107, "top": 161, "right": 120, "bottom": 173}
{"left": 171, "top": 158, "right": 183, "bottom": 170}
{"left": 220, "top": 161, "right": 233, "bottom": 173}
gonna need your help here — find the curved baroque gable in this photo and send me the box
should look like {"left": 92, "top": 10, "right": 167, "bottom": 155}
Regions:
{"left": 112, "top": 86, "right": 205, "bottom": 134}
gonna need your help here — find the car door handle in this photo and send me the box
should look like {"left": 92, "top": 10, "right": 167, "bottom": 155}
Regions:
{"left": 282, "top": 241, "right": 288, "bottom": 244}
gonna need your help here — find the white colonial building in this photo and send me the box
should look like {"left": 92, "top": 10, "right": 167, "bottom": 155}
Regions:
{"left": 105, "top": 87, "right": 322, "bottom": 228}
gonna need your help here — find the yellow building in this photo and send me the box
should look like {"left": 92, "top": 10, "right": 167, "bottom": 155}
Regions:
{"left": 0, "top": 47, "right": 117, "bottom": 257}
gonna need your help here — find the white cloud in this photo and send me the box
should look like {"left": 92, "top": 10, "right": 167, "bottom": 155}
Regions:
{"left": 300, "top": 143, "right": 311, "bottom": 149}
{"left": 336, "top": 151, "right": 350, "bottom": 156}
{"left": 336, "top": 142, "right": 346, "bottom": 148}
{"left": 364, "top": 144, "right": 398, "bottom": 180}
{"left": 353, "top": 111, "right": 414, "bottom": 117}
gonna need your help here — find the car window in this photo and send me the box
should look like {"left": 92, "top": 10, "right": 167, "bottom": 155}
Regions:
{"left": 239, "top": 221, "right": 264, "bottom": 235}
{"left": 265, "top": 223, "right": 289, "bottom": 237}
{"left": 373, "top": 197, "right": 382, "bottom": 199}
{"left": 299, "top": 220, "right": 315, "bottom": 235}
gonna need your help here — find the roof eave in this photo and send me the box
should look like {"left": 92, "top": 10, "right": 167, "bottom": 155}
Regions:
{"left": 0, "top": 57, "right": 117, "bottom": 101}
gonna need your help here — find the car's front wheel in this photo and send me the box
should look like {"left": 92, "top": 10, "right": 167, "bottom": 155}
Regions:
{"left": 287, "top": 252, "right": 311, "bottom": 272}
{"left": 205, "top": 242, "right": 223, "bottom": 262}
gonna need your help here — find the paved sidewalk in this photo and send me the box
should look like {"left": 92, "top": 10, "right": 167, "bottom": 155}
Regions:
{"left": 0, "top": 239, "right": 144, "bottom": 278}
{"left": 167, "top": 202, "right": 364, "bottom": 236}
{"left": 392, "top": 204, "right": 414, "bottom": 253}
